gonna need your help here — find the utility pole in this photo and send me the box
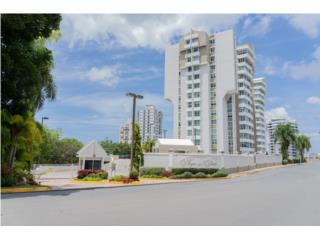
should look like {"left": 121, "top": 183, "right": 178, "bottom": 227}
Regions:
{"left": 126, "top": 92, "right": 143, "bottom": 173}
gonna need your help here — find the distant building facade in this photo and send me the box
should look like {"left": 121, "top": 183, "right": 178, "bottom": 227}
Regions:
{"left": 253, "top": 77, "right": 267, "bottom": 153}
{"left": 119, "top": 119, "right": 132, "bottom": 144}
{"left": 137, "top": 105, "right": 163, "bottom": 143}
{"left": 267, "top": 118, "right": 298, "bottom": 157}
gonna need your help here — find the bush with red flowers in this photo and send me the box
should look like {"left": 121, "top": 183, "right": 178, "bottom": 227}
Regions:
{"left": 161, "top": 170, "right": 172, "bottom": 178}
{"left": 77, "top": 169, "right": 99, "bottom": 179}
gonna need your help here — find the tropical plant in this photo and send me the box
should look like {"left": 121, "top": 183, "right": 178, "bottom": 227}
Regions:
{"left": 132, "top": 123, "right": 144, "bottom": 172}
{"left": 294, "top": 135, "right": 311, "bottom": 164}
{"left": 100, "top": 139, "right": 131, "bottom": 156}
{"left": 274, "top": 123, "right": 297, "bottom": 160}
{"left": 142, "top": 139, "right": 156, "bottom": 153}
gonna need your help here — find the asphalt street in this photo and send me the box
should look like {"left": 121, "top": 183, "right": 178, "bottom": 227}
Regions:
{"left": 2, "top": 160, "right": 320, "bottom": 225}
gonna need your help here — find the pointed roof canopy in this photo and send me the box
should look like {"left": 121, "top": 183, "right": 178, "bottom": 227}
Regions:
{"left": 77, "top": 140, "right": 108, "bottom": 158}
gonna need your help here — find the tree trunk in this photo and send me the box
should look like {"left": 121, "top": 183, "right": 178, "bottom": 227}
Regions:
{"left": 8, "top": 135, "right": 17, "bottom": 169}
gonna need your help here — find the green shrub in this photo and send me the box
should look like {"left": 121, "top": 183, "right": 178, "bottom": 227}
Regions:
{"left": 282, "top": 160, "right": 288, "bottom": 165}
{"left": 140, "top": 167, "right": 165, "bottom": 176}
{"left": 110, "top": 175, "right": 127, "bottom": 181}
{"left": 129, "top": 169, "right": 139, "bottom": 180}
{"left": 97, "top": 171, "right": 108, "bottom": 179}
{"left": 141, "top": 174, "right": 164, "bottom": 178}
{"left": 83, "top": 173, "right": 104, "bottom": 181}
{"left": 171, "top": 168, "right": 217, "bottom": 175}
{"left": 193, "top": 172, "right": 208, "bottom": 178}
{"left": 212, "top": 168, "right": 228, "bottom": 178}
{"left": 171, "top": 171, "right": 194, "bottom": 179}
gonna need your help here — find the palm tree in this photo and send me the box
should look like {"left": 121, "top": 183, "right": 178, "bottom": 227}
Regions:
{"left": 274, "top": 123, "right": 297, "bottom": 161}
{"left": 294, "top": 135, "right": 311, "bottom": 164}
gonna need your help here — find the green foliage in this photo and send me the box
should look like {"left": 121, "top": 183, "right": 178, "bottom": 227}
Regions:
{"left": 294, "top": 135, "right": 311, "bottom": 163}
{"left": 1, "top": 14, "right": 61, "bottom": 186}
{"left": 39, "top": 126, "right": 83, "bottom": 164}
{"left": 140, "top": 167, "right": 165, "bottom": 176}
{"left": 1, "top": 110, "right": 42, "bottom": 170}
{"left": 171, "top": 168, "right": 217, "bottom": 175}
{"left": 171, "top": 171, "right": 194, "bottom": 179}
{"left": 100, "top": 139, "right": 131, "bottom": 157}
{"left": 132, "top": 123, "right": 144, "bottom": 171}
{"left": 142, "top": 139, "right": 156, "bottom": 153}
{"left": 140, "top": 175, "right": 164, "bottom": 179}
{"left": 274, "top": 123, "right": 297, "bottom": 160}
{"left": 193, "top": 172, "right": 208, "bottom": 178}
{"left": 110, "top": 175, "right": 127, "bottom": 182}
{"left": 129, "top": 169, "right": 139, "bottom": 180}
{"left": 212, "top": 168, "right": 228, "bottom": 178}
{"left": 82, "top": 173, "right": 106, "bottom": 181}
{"left": 282, "top": 160, "right": 288, "bottom": 165}
{"left": 2, "top": 14, "right": 62, "bottom": 115}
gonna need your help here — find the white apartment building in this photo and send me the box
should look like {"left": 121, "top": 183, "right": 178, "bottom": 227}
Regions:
{"left": 119, "top": 119, "right": 132, "bottom": 144}
{"left": 164, "top": 29, "right": 266, "bottom": 154}
{"left": 165, "top": 30, "right": 239, "bottom": 154}
{"left": 237, "top": 45, "right": 256, "bottom": 153}
{"left": 253, "top": 77, "right": 267, "bottom": 153}
{"left": 137, "top": 105, "right": 163, "bottom": 143}
{"left": 267, "top": 118, "right": 298, "bottom": 157}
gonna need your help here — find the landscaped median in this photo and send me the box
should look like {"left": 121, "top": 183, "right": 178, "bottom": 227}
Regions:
{"left": 1, "top": 185, "right": 50, "bottom": 193}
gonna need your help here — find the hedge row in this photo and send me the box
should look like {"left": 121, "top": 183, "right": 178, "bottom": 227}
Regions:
{"left": 171, "top": 168, "right": 218, "bottom": 175}
{"left": 140, "top": 167, "right": 165, "bottom": 176}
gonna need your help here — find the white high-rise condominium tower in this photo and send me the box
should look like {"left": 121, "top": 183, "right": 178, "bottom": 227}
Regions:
{"left": 165, "top": 29, "right": 264, "bottom": 154}
{"left": 137, "top": 105, "right": 163, "bottom": 143}
{"left": 119, "top": 119, "right": 132, "bottom": 144}
{"left": 253, "top": 77, "right": 267, "bottom": 153}
{"left": 267, "top": 118, "right": 298, "bottom": 157}
{"left": 237, "top": 45, "right": 256, "bottom": 153}
{"left": 165, "top": 30, "right": 239, "bottom": 154}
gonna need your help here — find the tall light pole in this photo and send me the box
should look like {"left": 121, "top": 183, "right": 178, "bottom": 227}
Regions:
{"left": 126, "top": 92, "right": 143, "bottom": 173}
{"left": 41, "top": 116, "right": 49, "bottom": 126}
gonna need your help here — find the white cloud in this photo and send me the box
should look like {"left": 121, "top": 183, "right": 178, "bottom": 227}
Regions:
{"left": 86, "top": 65, "right": 120, "bottom": 86}
{"left": 265, "top": 107, "right": 295, "bottom": 121}
{"left": 60, "top": 92, "right": 172, "bottom": 127}
{"left": 242, "top": 15, "right": 274, "bottom": 37}
{"left": 285, "top": 14, "right": 320, "bottom": 39}
{"left": 307, "top": 96, "right": 320, "bottom": 104}
{"left": 61, "top": 14, "right": 245, "bottom": 50}
{"left": 284, "top": 46, "right": 320, "bottom": 82}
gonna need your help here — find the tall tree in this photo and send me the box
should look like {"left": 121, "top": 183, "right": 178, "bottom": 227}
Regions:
{"left": 1, "top": 14, "right": 61, "bottom": 171}
{"left": 294, "top": 135, "right": 311, "bottom": 164}
{"left": 133, "top": 123, "right": 144, "bottom": 171}
{"left": 274, "top": 123, "right": 297, "bottom": 160}
{"left": 39, "top": 127, "right": 83, "bottom": 164}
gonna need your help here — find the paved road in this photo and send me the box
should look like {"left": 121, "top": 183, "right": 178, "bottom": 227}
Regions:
{"left": 2, "top": 161, "right": 320, "bottom": 225}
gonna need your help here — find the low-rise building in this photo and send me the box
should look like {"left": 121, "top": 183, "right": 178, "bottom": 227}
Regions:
{"left": 77, "top": 140, "right": 111, "bottom": 170}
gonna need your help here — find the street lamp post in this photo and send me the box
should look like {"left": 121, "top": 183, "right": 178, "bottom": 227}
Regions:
{"left": 41, "top": 116, "right": 49, "bottom": 126}
{"left": 126, "top": 92, "right": 143, "bottom": 173}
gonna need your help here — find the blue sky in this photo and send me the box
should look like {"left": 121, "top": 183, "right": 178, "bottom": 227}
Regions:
{"left": 35, "top": 14, "right": 320, "bottom": 152}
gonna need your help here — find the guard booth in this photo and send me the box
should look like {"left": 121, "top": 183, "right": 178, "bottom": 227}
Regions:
{"left": 77, "top": 140, "right": 111, "bottom": 170}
